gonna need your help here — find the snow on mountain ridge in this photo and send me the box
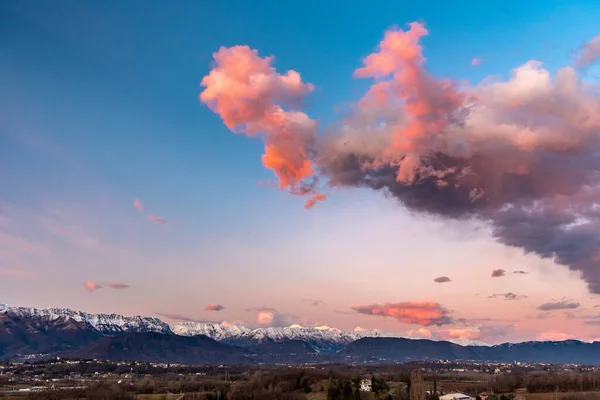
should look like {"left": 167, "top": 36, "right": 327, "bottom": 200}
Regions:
{"left": 0, "top": 303, "right": 490, "bottom": 349}
{"left": 168, "top": 321, "right": 401, "bottom": 352}
{"left": 0, "top": 303, "right": 170, "bottom": 334}
{"left": 446, "top": 338, "right": 489, "bottom": 347}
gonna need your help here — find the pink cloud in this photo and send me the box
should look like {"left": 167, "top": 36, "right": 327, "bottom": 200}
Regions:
{"left": 256, "top": 309, "right": 275, "bottom": 325}
{"left": 205, "top": 303, "right": 225, "bottom": 311}
{"left": 107, "top": 283, "right": 129, "bottom": 289}
{"left": 304, "top": 193, "right": 326, "bottom": 209}
{"left": 444, "top": 326, "right": 480, "bottom": 340}
{"left": 538, "top": 330, "right": 573, "bottom": 341}
{"left": 405, "top": 327, "right": 433, "bottom": 338}
{"left": 574, "top": 35, "right": 600, "bottom": 69}
{"left": 147, "top": 215, "right": 167, "bottom": 224}
{"left": 491, "top": 269, "right": 506, "bottom": 278}
{"left": 352, "top": 301, "right": 453, "bottom": 326}
{"left": 133, "top": 198, "right": 143, "bottom": 212}
{"left": 352, "top": 22, "right": 463, "bottom": 183}
{"left": 83, "top": 281, "right": 102, "bottom": 292}
{"left": 0, "top": 232, "right": 51, "bottom": 258}
{"left": 471, "top": 57, "right": 483, "bottom": 66}
{"left": 200, "top": 45, "right": 325, "bottom": 206}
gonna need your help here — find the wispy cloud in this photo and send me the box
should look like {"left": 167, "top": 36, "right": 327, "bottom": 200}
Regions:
{"left": 83, "top": 281, "right": 129, "bottom": 292}
{"left": 352, "top": 301, "right": 453, "bottom": 326}
{"left": 574, "top": 35, "right": 600, "bottom": 69}
{"left": 147, "top": 215, "right": 167, "bottom": 224}
{"left": 471, "top": 57, "right": 483, "bottom": 66}
{"left": 433, "top": 276, "right": 451, "bottom": 283}
{"left": 107, "top": 283, "right": 130, "bottom": 289}
{"left": 537, "top": 299, "right": 581, "bottom": 311}
{"left": 439, "top": 324, "right": 514, "bottom": 342}
{"left": 0, "top": 266, "right": 34, "bottom": 279}
{"left": 491, "top": 269, "right": 506, "bottom": 278}
{"left": 155, "top": 312, "right": 208, "bottom": 322}
{"left": 205, "top": 303, "right": 225, "bottom": 311}
{"left": 302, "top": 299, "right": 324, "bottom": 307}
{"left": 488, "top": 292, "right": 527, "bottom": 300}
{"left": 538, "top": 330, "right": 573, "bottom": 341}
{"left": 513, "top": 270, "right": 529, "bottom": 274}
{"left": 0, "top": 232, "right": 51, "bottom": 259}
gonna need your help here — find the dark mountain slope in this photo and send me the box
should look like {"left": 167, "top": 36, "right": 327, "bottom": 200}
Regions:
{"left": 64, "top": 332, "right": 252, "bottom": 364}
{"left": 0, "top": 312, "right": 101, "bottom": 359}
{"left": 469, "top": 340, "right": 600, "bottom": 364}
{"left": 340, "top": 337, "right": 482, "bottom": 362}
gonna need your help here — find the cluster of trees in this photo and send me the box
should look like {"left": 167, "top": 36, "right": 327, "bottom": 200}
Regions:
{"left": 526, "top": 372, "right": 600, "bottom": 393}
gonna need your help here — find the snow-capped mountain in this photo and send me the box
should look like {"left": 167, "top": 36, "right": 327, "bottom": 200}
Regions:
{"left": 0, "top": 303, "right": 170, "bottom": 334}
{"left": 0, "top": 303, "right": 488, "bottom": 352}
{"left": 169, "top": 322, "right": 489, "bottom": 351}
{"left": 170, "top": 322, "right": 395, "bottom": 353}
{"left": 445, "top": 338, "right": 489, "bottom": 347}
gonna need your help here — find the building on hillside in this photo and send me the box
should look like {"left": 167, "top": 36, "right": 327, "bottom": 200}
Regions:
{"left": 360, "top": 379, "right": 372, "bottom": 392}
{"left": 439, "top": 393, "right": 475, "bottom": 400}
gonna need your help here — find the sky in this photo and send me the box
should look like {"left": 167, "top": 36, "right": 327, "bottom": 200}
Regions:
{"left": 2, "top": 0, "right": 600, "bottom": 344}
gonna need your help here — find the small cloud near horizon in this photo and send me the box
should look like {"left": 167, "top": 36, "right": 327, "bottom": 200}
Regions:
{"left": 107, "top": 283, "right": 129, "bottom": 289}
{"left": 252, "top": 307, "right": 299, "bottom": 327}
{"left": 513, "top": 270, "right": 529, "bottom": 274}
{"left": 538, "top": 330, "right": 573, "bottom": 341}
{"left": 538, "top": 299, "right": 581, "bottom": 311}
{"left": 155, "top": 312, "right": 209, "bottom": 323}
{"left": 488, "top": 292, "right": 527, "bottom": 300}
{"left": 352, "top": 301, "right": 453, "bottom": 326}
{"left": 302, "top": 299, "right": 323, "bottom": 307}
{"left": 83, "top": 281, "right": 102, "bottom": 292}
{"left": 491, "top": 269, "right": 506, "bottom": 278}
{"left": 434, "top": 276, "right": 451, "bottom": 283}
{"left": 205, "top": 303, "right": 225, "bottom": 311}
{"left": 471, "top": 57, "right": 483, "bottom": 66}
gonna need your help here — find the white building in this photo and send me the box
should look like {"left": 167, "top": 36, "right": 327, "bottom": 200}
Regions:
{"left": 439, "top": 393, "right": 474, "bottom": 400}
{"left": 360, "top": 379, "right": 372, "bottom": 392}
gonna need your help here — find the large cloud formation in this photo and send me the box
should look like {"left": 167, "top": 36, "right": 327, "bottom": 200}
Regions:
{"left": 352, "top": 301, "right": 452, "bottom": 326}
{"left": 201, "top": 22, "right": 600, "bottom": 293}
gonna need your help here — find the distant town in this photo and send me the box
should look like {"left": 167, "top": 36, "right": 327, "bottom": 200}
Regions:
{"left": 3, "top": 357, "right": 600, "bottom": 399}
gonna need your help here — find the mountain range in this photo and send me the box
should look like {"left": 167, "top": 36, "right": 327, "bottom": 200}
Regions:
{"left": 2, "top": 303, "right": 599, "bottom": 365}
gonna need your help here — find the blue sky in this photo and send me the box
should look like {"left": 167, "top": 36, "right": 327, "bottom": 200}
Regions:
{"left": 2, "top": 0, "right": 600, "bottom": 343}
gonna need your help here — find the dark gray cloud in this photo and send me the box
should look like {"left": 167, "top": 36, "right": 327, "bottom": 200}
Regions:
{"left": 513, "top": 270, "right": 529, "bottom": 275}
{"left": 488, "top": 292, "right": 527, "bottom": 300}
{"left": 302, "top": 299, "right": 324, "bottom": 307}
{"left": 205, "top": 303, "right": 225, "bottom": 311}
{"left": 537, "top": 299, "right": 581, "bottom": 311}
{"left": 491, "top": 269, "right": 506, "bottom": 278}
{"left": 434, "top": 276, "right": 452, "bottom": 283}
